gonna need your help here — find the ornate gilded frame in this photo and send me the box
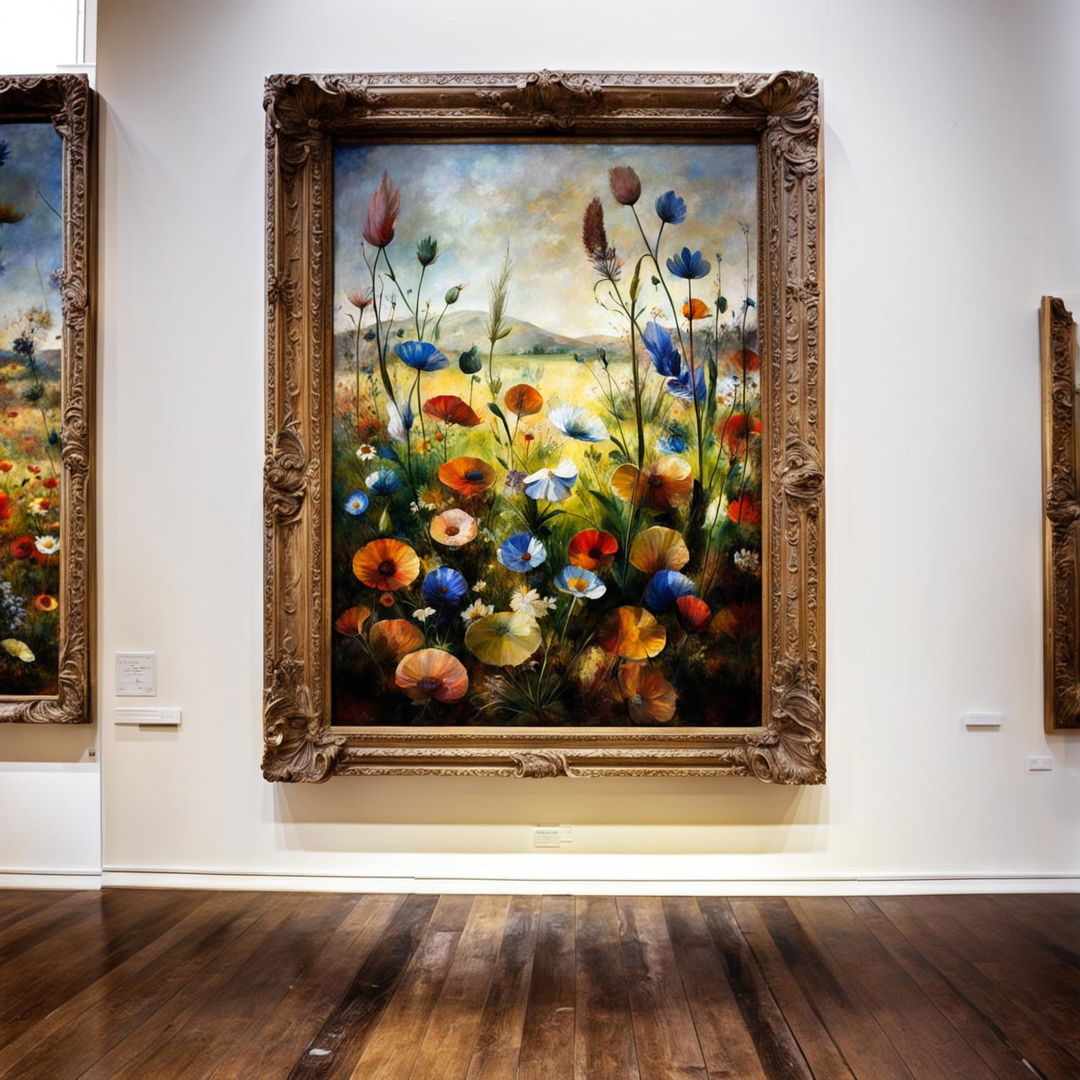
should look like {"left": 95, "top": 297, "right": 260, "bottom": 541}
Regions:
{"left": 0, "top": 75, "right": 94, "bottom": 725}
{"left": 1041, "top": 297, "right": 1080, "bottom": 731}
{"left": 263, "top": 71, "right": 824, "bottom": 781}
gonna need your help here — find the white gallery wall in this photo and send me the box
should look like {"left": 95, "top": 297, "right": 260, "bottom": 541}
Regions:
{"left": 2, "top": 0, "right": 1078, "bottom": 890}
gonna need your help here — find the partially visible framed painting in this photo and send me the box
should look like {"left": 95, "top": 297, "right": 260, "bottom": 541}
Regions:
{"left": 1041, "top": 296, "right": 1080, "bottom": 731}
{"left": 263, "top": 71, "right": 823, "bottom": 781}
{"left": 0, "top": 76, "right": 93, "bottom": 724}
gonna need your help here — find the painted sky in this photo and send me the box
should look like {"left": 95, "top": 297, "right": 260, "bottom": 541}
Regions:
{"left": 334, "top": 141, "right": 757, "bottom": 341}
{"left": 0, "top": 123, "right": 62, "bottom": 349}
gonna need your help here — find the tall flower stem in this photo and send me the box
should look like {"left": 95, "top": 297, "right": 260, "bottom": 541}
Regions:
{"left": 630, "top": 204, "right": 687, "bottom": 364}
{"left": 686, "top": 284, "right": 705, "bottom": 482}
{"left": 381, "top": 250, "right": 416, "bottom": 321}
{"left": 368, "top": 248, "right": 397, "bottom": 410}
{"left": 413, "top": 263, "right": 427, "bottom": 339}
{"left": 353, "top": 312, "right": 365, "bottom": 434}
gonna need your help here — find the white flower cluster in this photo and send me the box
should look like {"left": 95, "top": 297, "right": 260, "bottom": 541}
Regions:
{"left": 509, "top": 587, "right": 557, "bottom": 619}
{"left": 734, "top": 548, "right": 760, "bottom": 574}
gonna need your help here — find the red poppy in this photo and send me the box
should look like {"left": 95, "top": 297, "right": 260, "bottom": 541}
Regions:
{"left": 42, "top": 477, "right": 59, "bottom": 489}
{"left": 727, "top": 493, "right": 762, "bottom": 526}
{"left": 0, "top": 461, "right": 11, "bottom": 472}
{"left": 7, "top": 412, "right": 16, "bottom": 419}
{"left": 34, "top": 594, "right": 58, "bottom": 612}
{"left": 567, "top": 529, "right": 618, "bottom": 571}
{"left": 423, "top": 395, "right": 482, "bottom": 427}
{"left": 720, "top": 413, "right": 762, "bottom": 454}
{"left": 10, "top": 536, "right": 33, "bottom": 559}
{"left": 438, "top": 457, "right": 496, "bottom": 496}
{"left": 27, "top": 465, "right": 40, "bottom": 475}
{"left": 503, "top": 384, "right": 543, "bottom": 417}
{"left": 675, "top": 596, "right": 711, "bottom": 633}
{"left": 0, "top": 494, "right": 10, "bottom": 522}
{"left": 722, "top": 346, "right": 761, "bottom": 374}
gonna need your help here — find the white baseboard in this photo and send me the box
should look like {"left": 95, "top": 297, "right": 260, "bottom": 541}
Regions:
{"left": 98, "top": 868, "right": 1080, "bottom": 896}
{"left": 0, "top": 870, "right": 102, "bottom": 890}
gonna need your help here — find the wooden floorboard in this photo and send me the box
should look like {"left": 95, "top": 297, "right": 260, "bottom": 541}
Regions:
{"left": 0, "top": 890, "right": 1076, "bottom": 1079}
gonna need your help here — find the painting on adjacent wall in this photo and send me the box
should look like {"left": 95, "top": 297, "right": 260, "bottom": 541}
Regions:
{"left": 264, "top": 71, "right": 824, "bottom": 780}
{"left": 0, "top": 76, "right": 93, "bottom": 723}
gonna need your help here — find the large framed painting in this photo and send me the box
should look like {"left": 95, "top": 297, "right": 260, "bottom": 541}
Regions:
{"left": 0, "top": 76, "right": 93, "bottom": 724}
{"left": 263, "top": 71, "right": 824, "bottom": 781}
{"left": 1041, "top": 297, "right": 1080, "bottom": 731}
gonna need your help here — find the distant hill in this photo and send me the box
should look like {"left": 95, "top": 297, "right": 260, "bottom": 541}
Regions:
{"left": 335, "top": 309, "right": 627, "bottom": 363}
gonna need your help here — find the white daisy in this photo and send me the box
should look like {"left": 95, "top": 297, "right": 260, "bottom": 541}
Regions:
{"left": 356, "top": 444, "right": 377, "bottom": 461}
{"left": 460, "top": 599, "right": 494, "bottom": 625}
{"left": 412, "top": 607, "right": 437, "bottom": 623}
{"left": 34, "top": 535, "right": 59, "bottom": 555}
{"left": 509, "top": 587, "right": 558, "bottom": 619}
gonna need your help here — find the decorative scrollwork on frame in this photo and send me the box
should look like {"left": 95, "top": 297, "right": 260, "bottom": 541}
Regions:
{"left": 1041, "top": 297, "right": 1080, "bottom": 730}
{"left": 0, "top": 75, "right": 94, "bottom": 725}
{"left": 263, "top": 71, "right": 825, "bottom": 780}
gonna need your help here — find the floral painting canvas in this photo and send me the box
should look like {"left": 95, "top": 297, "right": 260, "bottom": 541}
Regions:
{"left": 0, "top": 123, "right": 63, "bottom": 695}
{"left": 331, "top": 141, "right": 761, "bottom": 727}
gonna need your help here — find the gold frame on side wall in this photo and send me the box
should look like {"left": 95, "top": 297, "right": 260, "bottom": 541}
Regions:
{"left": 0, "top": 75, "right": 94, "bottom": 725}
{"left": 1040, "top": 296, "right": 1080, "bottom": 731}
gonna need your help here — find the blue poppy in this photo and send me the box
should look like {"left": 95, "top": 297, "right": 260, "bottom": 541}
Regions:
{"left": 343, "top": 489, "right": 369, "bottom": 516}
{"left": 666, "top": 247, "right": 711, "bottom": 280}
{"left": 394, "top": 340, "right": 449, "bottom": 372}
{"left": 644, "top": 570, "right": 699, "bottom": 613}
{"left": 366, "top": 468, "right": 403, "bottom": 496}
{"left": 376, "top": 444, "right": 400, "bottom": 461}
{"left": 498, "top": 533, "right": 547, "bottom": 573}
{"left": 666, "top": 366, "right": 706, "bottom": 403}
{"left": 554, "top": 566, "right": 606, "bottom": 600}
{"left": 654, "top": 190, "right": 686, "bottom": 225}
{"left": 657, "top": 431, "right": 688, "bottom": 455}
{"left": 642, "top": 321, "right": 681, "bottom": 377}
{"left": 422, "top": 566, "right": 468, "bottom": 608}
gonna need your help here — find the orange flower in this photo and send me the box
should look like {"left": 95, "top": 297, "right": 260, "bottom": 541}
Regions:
{"left": 628, "top": 527, "right": 689, "bottom": 574}
{"left": 711, "top": 602, "right": 762, "bottom": 641}
{"left": 352, "top": 538, "right": 420, "bottom": 591}
{"left": 430, "top": 508, "right": 477, "bottom": 547}
{"left": 33, "top": 594, "right": 58, "bottom": 613}
{"left": 616, "top": 663, "right": 676, "bottom": 723}
{"left": 611, "top": 456, "right": 694, "bottom": 512}
{"left": 597, "top": 606, "right": 667, "bottom": 660}
{"left": 567, "top": 529, "right": 618, "bottom": 571}
{"left": 682, "top": 297, "right": 709, "bottom": 321}
{"left": 334, "top": 605, "right": 371, "bottom": 636}
{"left": 722, "top": 346, "right": 761, "bottom": 373}
{"left": 503, "top": 383, "right": 543, "bottom": 417}
{"left": 370, "top": 619, "right": 425, "bottom": 660}
{"left": 675, "top": 595, "right": 711, "bottom": 633}
{"left": 395, "top": 647, "right": 469, "bottom": 703}
{"left": 438, "top": 456, "right": 496, "bottom": 496}
{"left": 727, "top": 493, "right": 762, "bottom": 526}
{"left": 423, "top": 395, "right": 482, "bottom": 427}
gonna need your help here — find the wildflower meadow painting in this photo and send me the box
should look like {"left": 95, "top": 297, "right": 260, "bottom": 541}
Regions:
{"left": 330, "top": 141, "right": 763, "bottom": 727}
{"left": 264, "top": 72, "right": 823, "bottom": 780}
{"left": 0, "top": 122, "right": 63, "bottom": 696}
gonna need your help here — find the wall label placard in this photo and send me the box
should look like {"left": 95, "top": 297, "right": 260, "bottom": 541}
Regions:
{"left": 115, "top": 652, "right": 156, "bottom": 697}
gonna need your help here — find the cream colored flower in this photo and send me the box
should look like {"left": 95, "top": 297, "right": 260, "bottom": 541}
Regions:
{"left": 509, "top": 586, "right": 557, "bottom": 619}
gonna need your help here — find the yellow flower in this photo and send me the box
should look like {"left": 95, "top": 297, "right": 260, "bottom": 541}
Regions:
{"left": 629, "top": 527, "right": 689, "bottom": 574}
{"left": 465, "top": 611, "right": 541, "bottom": 666}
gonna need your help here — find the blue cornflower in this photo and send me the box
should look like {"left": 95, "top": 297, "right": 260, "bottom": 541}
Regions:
{"left": 654, "top": 190, "right": 686, "bottom": 225}
{"left": 666, "top": 366, "right": 706, "bottom": 403}
{"left": 498, "top": 533, "right": 547, "bottom": 573}
{"left": 642, "top": 321, "right": 681, "bottom": 377}
{"left": 644, "top": 570, "right": 699, "bottom": 613}
{"left": 0, "top": 142, "right": 9, "bottom": 168}
{"left": 394, "top": 340, "right": 449, "bottom": 372}
{"left": 657, "top": 431, "right": 688, "bottom": 455}
{"left": 343, "top": 490, "right": 369, "bottom": 516}
{"left": 366, "top": 468, "right": 403, "bottom": 496}
{"left": 422, "top": 566, "right": 468, "bottom": 608}
{"left": 666, "top": 248, "right": 711, "bottom": 280}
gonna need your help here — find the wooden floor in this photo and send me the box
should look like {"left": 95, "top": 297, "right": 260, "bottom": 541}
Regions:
{"left": 0, "top": 891, "right": 1077, "bottom": 1079}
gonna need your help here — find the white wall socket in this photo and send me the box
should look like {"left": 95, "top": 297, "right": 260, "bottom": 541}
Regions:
{"left": 1027, "top": 756, "right": 1054, "bottom": 771}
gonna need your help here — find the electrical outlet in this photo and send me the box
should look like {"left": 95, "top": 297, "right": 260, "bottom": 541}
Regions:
{"left": 1027, "top": 755, "right": 1054, "bottom": 771}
